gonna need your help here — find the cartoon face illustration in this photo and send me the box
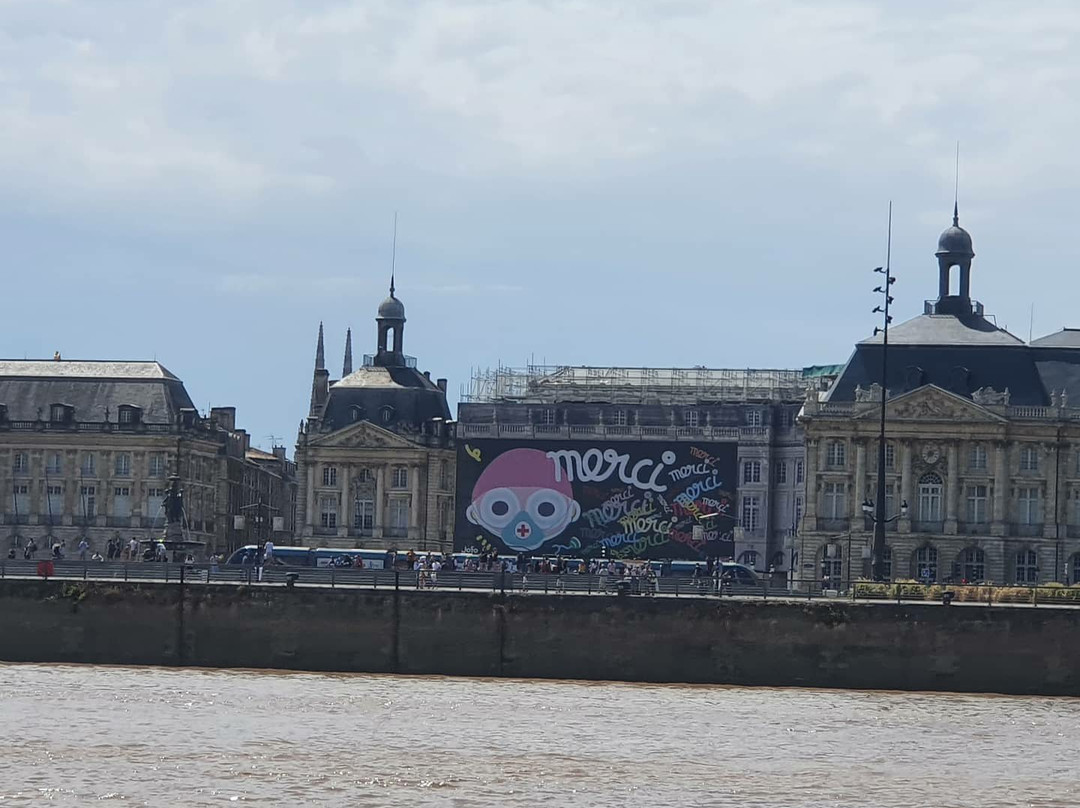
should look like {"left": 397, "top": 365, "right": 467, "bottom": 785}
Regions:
{"left": 467, "top": 448, "right": 580, "bottom": 551}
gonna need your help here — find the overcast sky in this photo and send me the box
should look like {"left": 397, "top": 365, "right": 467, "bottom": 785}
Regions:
{"left": 3, "top": 0, "right": 1080, "bottom": 449}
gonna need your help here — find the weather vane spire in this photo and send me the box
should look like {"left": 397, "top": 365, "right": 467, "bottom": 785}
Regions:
{"left": 390, "top": 211, "right": 398, "bottom": 296}
{"left": 953, "top": 140, "right": 960, "bottom": 225}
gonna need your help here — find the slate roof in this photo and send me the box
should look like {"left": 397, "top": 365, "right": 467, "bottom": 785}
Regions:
{"left": 1031, "top": 329, "right": 1080, "bottom": 349}
{"left": 0, "top": 360, "right": 195, "bottom": 424}
{"left": 320, "top": 365, "right": 451, "bottom": 431}
{"left": 859, "top": 313, "right": 1023, "bottom": 347}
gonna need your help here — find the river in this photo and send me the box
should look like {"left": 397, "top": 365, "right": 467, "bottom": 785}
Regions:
{"left": 0, "top": 664, "right": 1076, "bottom": 806}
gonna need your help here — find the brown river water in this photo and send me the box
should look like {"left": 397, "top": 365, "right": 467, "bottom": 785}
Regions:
{"left": 0, "top": 663, "right": 1077, "bottom": 807}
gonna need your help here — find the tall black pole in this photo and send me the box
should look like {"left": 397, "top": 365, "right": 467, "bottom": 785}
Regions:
{"left": 872, "top": 203, "right": 894, "bottom": 582}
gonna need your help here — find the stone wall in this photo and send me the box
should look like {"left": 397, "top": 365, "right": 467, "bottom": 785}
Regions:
{"left": 1, "top": 581, "right": 1078, "bottom": 695}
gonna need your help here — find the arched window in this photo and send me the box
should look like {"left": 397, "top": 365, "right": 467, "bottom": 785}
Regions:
{"left": 914, "top": 544, "right": 937, "bottom": 582}
{"left": 350, "top": 405, "right": 364, "bottom": 423}
{"left": 738, "top": 550, "right": 759, "bottom": 569}
{"left": 1015, "top": 549, "right": 1039, "bottom": 584}
{"left": 881, "top": 545, "right": 893, "bottom": 580}
{"left": 917, "top": 473, "right": 943, "bottom": 522}
{"left": 960, "top": 547, "right": 985, "bottom": 582}
{"left": 820, "top": 543, "right": 843, "bottom": 584}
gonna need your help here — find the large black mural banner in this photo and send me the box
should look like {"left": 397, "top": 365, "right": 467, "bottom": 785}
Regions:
{"left": 454, "top": 440, "right": 738, "bottom": 560}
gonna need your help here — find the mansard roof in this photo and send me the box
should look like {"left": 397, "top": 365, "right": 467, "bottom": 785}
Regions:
{"left": 0, "top": 359, "right": 195, "bottom": 424}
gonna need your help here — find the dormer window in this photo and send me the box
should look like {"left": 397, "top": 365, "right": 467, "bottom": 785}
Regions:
{"left": 381, "top": 406, "right": 395, "bottom": 425}
{"left": 117, "top": 405, "right": 141, "bottom": 426}
{"left": 0, "top": 404, "right": 8, "bottom": 423}
{"left": 350, "top": 405, "right": 364, "bottom": 423}
{"left": 50, "top": 404, "right": 72, "bottom": 424}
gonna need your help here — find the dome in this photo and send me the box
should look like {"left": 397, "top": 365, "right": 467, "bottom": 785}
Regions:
{"left": 935, "top": 205, "right": 974, "bottom": 257}
{"left": 377, "top": 293, "right": 405, "bottom": 320}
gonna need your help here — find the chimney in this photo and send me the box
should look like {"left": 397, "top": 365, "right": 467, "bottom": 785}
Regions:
{"left": 423, "top": 370, "right": 431, "bottom": 380}
{"left": 272, "top": 446, "right": 287, "bottom": 461}
{"left": 210, "top": 406, "right": 237, "bottom": 431}
{"left": 437, "top": 378, "right": 447, "bottom": 393}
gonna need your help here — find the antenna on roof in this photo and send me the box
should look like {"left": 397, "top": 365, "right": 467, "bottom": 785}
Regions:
{"left": 390, "top": 211, "right": 398, "bottom": 296}
{"left": 1029, "top": 304, "right": 1034, "bottom": 343}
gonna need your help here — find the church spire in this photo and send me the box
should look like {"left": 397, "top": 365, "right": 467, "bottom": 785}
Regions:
{"left": 953, "top": 200, "right": 959, "bottom": 227}
{"left": 342, "top": 328, "right": 353, "bottom": 376}
{"left": 315, "top": 322, "right": 325, "bottom": 370}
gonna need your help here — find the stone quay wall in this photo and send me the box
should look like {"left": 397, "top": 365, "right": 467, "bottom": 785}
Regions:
{"left": 1, "top": 580, "right": 1079, "bottom": 695}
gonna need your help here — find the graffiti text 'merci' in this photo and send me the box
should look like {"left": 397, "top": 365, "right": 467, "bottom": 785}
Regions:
{"left": 546, "top": 448, "right": 675, "bottom": 493}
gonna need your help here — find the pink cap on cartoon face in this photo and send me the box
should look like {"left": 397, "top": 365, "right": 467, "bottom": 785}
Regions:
{"left": 471, "top": 448, "right": 574, "bottom": 500}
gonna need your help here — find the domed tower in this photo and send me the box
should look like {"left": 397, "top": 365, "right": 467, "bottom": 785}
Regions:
{"left": 375, "top": 276, "right": 407, "bottom": 367}
{"left": 933, "top": 202, "right": 976, "bottom": 315}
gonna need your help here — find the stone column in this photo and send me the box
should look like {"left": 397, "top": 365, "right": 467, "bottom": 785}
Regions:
{"left": 852, "top": 441, "right": 866, "bottom": 521}
{"left": 374, "top": 466, "right": 386, "bottom": 538}
{"left": 803, "top": 439, "right": 818, "bottom": 532}
{"left": 338, "top": 465, "right": 351, "bottom": 538}
{"left": 991, "top": 442, "right": 1008, "bottom": 537}
{"left": 898, "top": 441, "right": 913, "bottom": 534}
{"left": 304, "top": 464, "right": 315, "bottom": 532}
{"left": 410, "top": 464, "right": 421, "bottom": 539}
{"left": 945, "top": 442, "right": 959, "bottom": 535}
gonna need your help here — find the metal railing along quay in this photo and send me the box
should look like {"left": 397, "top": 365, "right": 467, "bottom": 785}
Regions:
{"left": 0, "top": 561, "right": 830, "bottom": 600}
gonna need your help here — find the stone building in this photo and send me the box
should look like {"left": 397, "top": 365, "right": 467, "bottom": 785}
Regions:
{"left": 457, "top": 365, "right": 835, "bottom": 572}
{"left": 0, "top": 359, "right": 295, "bottom": 556}
{"left": 800, "top": 206, "right": 1080, "bottom": 586}
{"left": 294, "top": 281, "right": 455, "bottom": 550}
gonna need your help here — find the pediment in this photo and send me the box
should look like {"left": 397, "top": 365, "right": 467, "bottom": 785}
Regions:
{"left": 863, "top": 385, "right": 1005, "bottom": 423}
{"left": 307, "top": 419, "right": 419, "bottom": 450}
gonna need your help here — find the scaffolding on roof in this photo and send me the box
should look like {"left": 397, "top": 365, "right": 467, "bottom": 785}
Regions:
{"left": 463, "top": 364, "right": 813, "bottom": 404}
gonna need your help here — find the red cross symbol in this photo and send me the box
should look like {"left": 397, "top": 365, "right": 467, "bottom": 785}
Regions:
{"left": 515, "top": 522, "right": 531, "bottom": 539}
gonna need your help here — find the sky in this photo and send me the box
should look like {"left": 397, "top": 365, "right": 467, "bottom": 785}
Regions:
{"left": 4, "top": 0, "right": 1080, "bottom": 451}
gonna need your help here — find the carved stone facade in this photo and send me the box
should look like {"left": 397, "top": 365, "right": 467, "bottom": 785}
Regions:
{"left": 294, "top": 284, "right": 455, "bottom": 551}
{"left": 799, "top": 207, "right": 1080, "bottom": 587}
{"left": 801, "top": 385, "right": 1080, "bottom": 585}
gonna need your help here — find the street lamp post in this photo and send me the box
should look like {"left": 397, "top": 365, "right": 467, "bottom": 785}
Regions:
{"left": 871, "top": 203, "right": 895, "bottom": 582}
{"left": 862, "top": 497, "right": 908, "bottom": 578}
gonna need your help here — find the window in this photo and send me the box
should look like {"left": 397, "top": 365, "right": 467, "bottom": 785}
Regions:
{"left": 820, "top": 543, "right": 843, "bottom": 582}
{"left": 148, "top": 453, "right": 165, "bottom": 478}
{"left": 739, "top": 550, "right": 759, "bottom": 568}
{"left": 80, "top": 486, "right": 96, "bottom": 519}
{"left": 611, "top": 409, "right": 628, "bottom": 427}
{"left": 114, "top": 453, "right": 131, "bottom": 477}
{"left": 1072, "top": 554, "right": 1080, "bottom": 585}
{"left": 778, "top": 409, "right": 792, "bottom": 428}
{"left": 826, "top": 441, "right": 846, "bottom": 468}
{"left": 743, "top": 460, "right": 762, "bottom": 484}
{"left": 322, "top": 466, "right": 338, "bottom": 487}
{"left": 969, "top": 444, "right": 988, "bottom": 471}
{"left": 960, "top": 547, "right": 985, "bottom": 582}
{"left": 684, "top": 410, "right": 700, "bottom": 428}
{"left": 884, "top": 443, "right": 895, "bottom": 470}
{"left": 356, "top": 468, "right": 374, "bottom": 484}
{"left": 795, "top": 460, "right": 804, "bottom": 484}
{"left": 823, "top": 482, "right": 845, "bottom": 519}
{"left": 113, "top": 486, "right": 131, "bottom": 517}
{"left": 917, "top": 473, "right": 943, "bottom": 522}
{"left": 881, "top": 545, "right": 893, "bottom": 580}
{"left": 147, "top": 487, "right": 165, "bottom": 520}
{"left": 50, "top": 404, "right": 67, "bottom": 422}
{"left": 745, "top": 410, "right": 762, "bottom": 427}
{"left": 1015, "top": 549, "right": 1039, "bottom": 584}
{"left": 1018, "top": 487, "right": 1041, "bottom": 525}
{"left": 965, "top": 485, "right": 988, "bottom": 524}
{"left": 81, "top": 453, "right": 96, "bottom": 476}
{"left": 381, "top": 406, "right": 395, "bottom": 425}
{"left": 350, "top": 406, "right": 363, "bottom": 423}
{"left": 741, "top": 495, "right": 761, "bottom": 531}
{"left": 540, "top": 409, "right": 556, "bottom": 426}
{"left": 1020, "top": 446, "right": 1040, "bottom": 472}
{"left": 391, "top": 467, "right": 409, "bottom": 489}
{"left": 319, "top": 496, "right": 338, "bottom": 529}
{"left": 439, "top": 461, "right": 449, "bottom": 490}
{"left": 793, "top": 496, "right": 803, "bottom": 530}
{"left": 775, "top": 461, "right": 788, "bottom": 485}
{"left": 118, "top": 407, "right": 134, "bottom": 425}
{"left": 389, "top": 498, "right": 409, "bottom": 529}
{"left": 12, "top": 484, "right": 29, "bottom": 514}
{"left": 46, "top": 453, "right": 62, "bottom": 475}
{"left": 13, "top": 452, "right": 28, "bottom": 474}
{"left": 46, "top": 484, "right": 64, "bottom": 517}
{"left": 353, "top": 498, "right": 375, "bottom": 530}
{"left": 915, "top": 545, "right": 938, "bottom": 582}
